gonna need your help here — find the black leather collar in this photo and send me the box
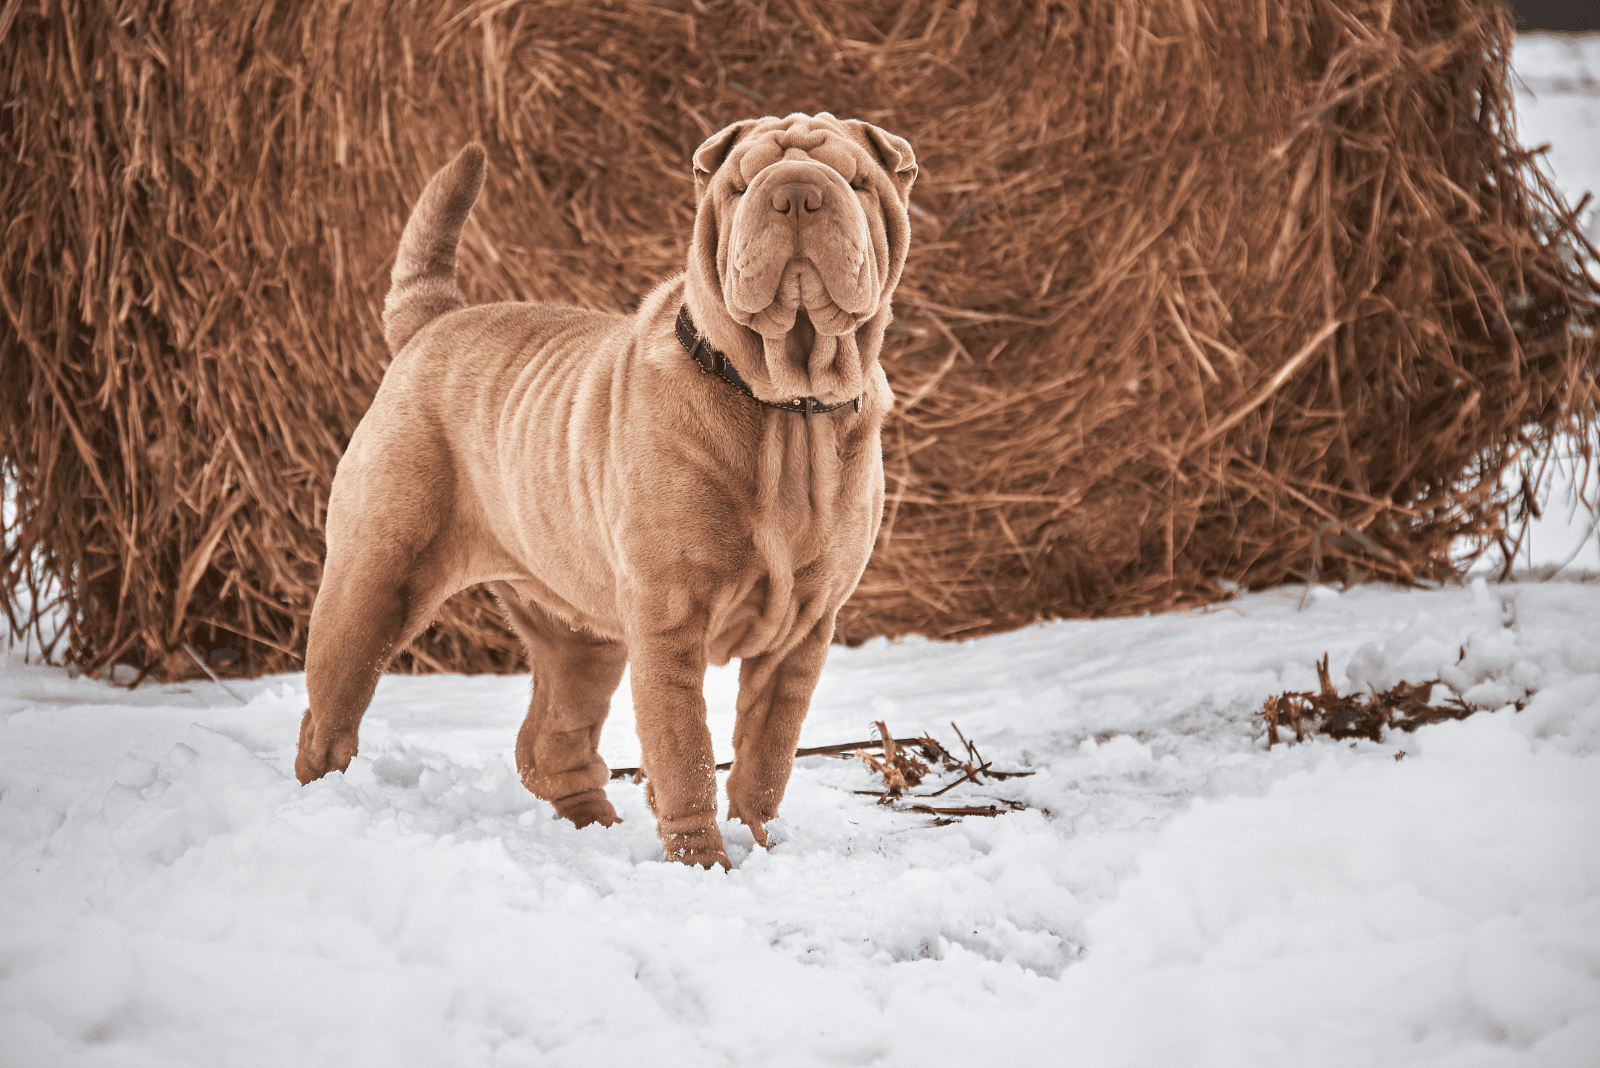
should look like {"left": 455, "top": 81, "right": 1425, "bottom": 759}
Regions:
{"left": 675, "top": 305, "right": 861, "bottom": 418}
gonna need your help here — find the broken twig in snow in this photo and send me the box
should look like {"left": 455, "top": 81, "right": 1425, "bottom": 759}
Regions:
{"left": 849, "top": 720, "right": 1034, "bottom": 819}
{"left": 608, "top": 719, "right": 1034, "bottom": 825}
{"left": 606, "top": 730, "right": 931, "bottom": 781}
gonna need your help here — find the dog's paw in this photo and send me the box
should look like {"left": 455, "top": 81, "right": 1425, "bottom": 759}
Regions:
{"left": 678, "top": 848, "right": 732, "bottom": 871}
{"left": 294, "top": 711, "right": 357, "bottom": 785}
{"left": 555, "top": 792, "right": 621, "bottom": 828}
{"left": 660, "top": 827, "right": 731, "bottom": 870}
{"left": 728, "top": 812, "right": 770, "bottom": 849}
{"left": 725, "top": 795, "right": 776, "bottom": 848}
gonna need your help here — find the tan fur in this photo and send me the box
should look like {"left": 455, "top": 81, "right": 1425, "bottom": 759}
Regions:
{"left": 295, "top": 113, "right": 917, "bottom": 868}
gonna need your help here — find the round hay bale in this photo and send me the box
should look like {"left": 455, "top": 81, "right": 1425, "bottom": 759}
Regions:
{"left": 1, "top": 0, "right": 1595, "bottom": 679}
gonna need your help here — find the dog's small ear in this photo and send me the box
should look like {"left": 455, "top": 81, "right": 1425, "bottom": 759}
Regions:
{"left": 693, "top": 120, "right": 754, "bottom": 198}
{"left": 855, "top": 122, "right": 918, "bottom": 192}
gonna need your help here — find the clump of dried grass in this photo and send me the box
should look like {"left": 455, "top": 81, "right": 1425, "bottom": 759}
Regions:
{"left": 1261, "top": 654, "right": 1487, "bottom": 746}
{"left": 2, "top": 0, "right": 1596, "bottom": 680}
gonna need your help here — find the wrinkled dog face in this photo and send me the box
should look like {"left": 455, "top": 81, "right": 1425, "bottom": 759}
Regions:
{"left": 685, "top": 113, "right": 917, "bottom": 405}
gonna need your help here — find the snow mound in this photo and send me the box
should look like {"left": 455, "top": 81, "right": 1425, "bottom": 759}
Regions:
{"left": 1342, "top": 578, "right": 1600, "bottom": 721}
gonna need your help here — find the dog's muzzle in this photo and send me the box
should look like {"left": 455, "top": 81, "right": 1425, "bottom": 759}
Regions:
{"left": 724, "top": 160, "right": 879, "bottom": 338}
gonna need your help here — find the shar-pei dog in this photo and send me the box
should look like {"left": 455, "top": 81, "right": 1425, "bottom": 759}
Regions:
{"left": 294, "top": 113, "right": 917, "bottom": 868}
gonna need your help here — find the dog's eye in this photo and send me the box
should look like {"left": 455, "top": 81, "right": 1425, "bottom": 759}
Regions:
{"left": 731, "top": 183, "right": 747, "bottom": 195}
{"left": 849, "top": 178, "right": 869, "bottom": 192}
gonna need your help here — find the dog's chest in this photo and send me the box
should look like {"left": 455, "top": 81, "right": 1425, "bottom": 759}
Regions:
{"left": 701, "top": 414, "right": 881, "bottom": 663}
{"left": 707, "top": 550, "right": 853, "bottom": 665}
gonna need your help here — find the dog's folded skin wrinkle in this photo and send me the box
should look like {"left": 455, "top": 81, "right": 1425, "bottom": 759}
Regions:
{"left": 675, "top": 304, "right": 861, "bottom": 416}
{"left": 296, "top": 113, "right": 915, "bottom": 869}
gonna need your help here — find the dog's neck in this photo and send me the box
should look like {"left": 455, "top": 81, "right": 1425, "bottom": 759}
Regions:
{"left": 682, "top": 252, "right": 890, "bottom": 408}
{"left": 675, "top": 305, "right": 861, "bottom": 417}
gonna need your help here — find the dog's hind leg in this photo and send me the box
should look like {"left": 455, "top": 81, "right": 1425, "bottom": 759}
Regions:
{"left": 492, "top": 583, "right": 626, "bottom": 828}
{"left": 296, "top": 551, "right": 455, "bottom": 785}
{"left": 297, "top": 450, "right": 461, "bottom": 786}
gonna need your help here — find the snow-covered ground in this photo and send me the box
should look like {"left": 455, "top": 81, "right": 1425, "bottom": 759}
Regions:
{"left": 3, "top": 33, "right": 1600, "bottom": 1068}
{"left": 3, "top": 580, "right": 1598, "bottom": 1066}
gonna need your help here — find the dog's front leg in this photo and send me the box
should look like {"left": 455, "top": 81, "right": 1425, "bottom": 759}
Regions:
{"left": 726, "top": 619, "right": 832, "bottom": 847}
{"left": 628, "top": 623, "right": 728, "bottom": 869}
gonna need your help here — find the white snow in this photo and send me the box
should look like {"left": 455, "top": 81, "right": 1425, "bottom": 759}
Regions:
{"left": 3, "top": 33, "right": 1600, "bottom": 1068}
{"left": 4, "top": 580, "right": 1598, "bottom": 1067}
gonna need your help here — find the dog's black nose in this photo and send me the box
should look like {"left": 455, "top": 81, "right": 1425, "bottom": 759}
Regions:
{"left": 772, "top": 182, "right": 824, "bottom": 215}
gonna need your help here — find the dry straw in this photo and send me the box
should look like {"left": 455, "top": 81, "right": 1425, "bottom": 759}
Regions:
{"left": 2, "top": 0, "right": 1596, "bottom": 680}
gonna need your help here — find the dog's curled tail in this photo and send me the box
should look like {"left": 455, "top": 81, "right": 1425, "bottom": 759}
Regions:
{"left": 383, "top": 142, "right": 488, "bottom": 354}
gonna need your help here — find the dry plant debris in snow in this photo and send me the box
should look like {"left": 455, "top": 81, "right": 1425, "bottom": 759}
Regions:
{"left": 608, "top": 720, "right": 1034, "bottom": 822}
{"left": 848, "top": 721, "right": 1034, "bottom": 820}
{"left": 1262, "top": 653, "right": 1508, "bottom": 747}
